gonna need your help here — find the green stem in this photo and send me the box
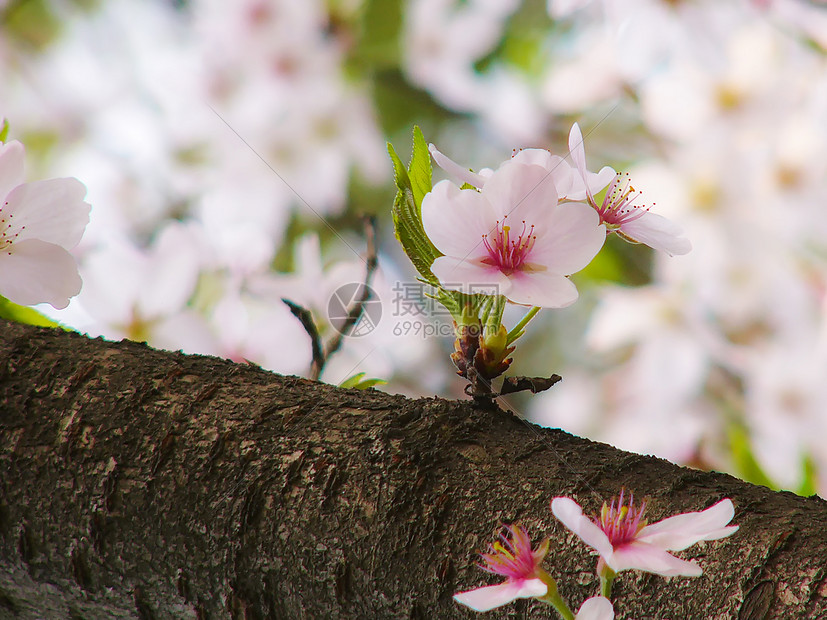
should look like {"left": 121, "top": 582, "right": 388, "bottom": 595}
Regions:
{"left": 599, "top": 564, "right": 616, "bottom": 598}
{"left": 536, "top": 572, "right": 575, "bottom": 620}
{"left": 506, "top": 306, "right": 540, "bottom": 345}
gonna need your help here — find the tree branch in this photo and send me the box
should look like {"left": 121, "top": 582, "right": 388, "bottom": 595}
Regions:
{"left": 0, "top": 319, "right": 825, "bottom": 619}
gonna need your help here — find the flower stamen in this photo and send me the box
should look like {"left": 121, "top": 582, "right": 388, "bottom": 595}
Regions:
{"left": 592, "top": 172, "right": 650, "bottom": 230}
{"left": 595, "top": 489, "right": 648, "bottom": 547}
{"left": 481, "top": 216, "right": 537, "bottom": 275}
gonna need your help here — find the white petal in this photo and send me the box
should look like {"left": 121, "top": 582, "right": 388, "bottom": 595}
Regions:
{"left": 637, "top": 499, "right": 738, "bottom": 551}
{"left": 0, "top": 239, "right": 81, "bottom": 309}
{"left": 505, "top": 270, "right": 579, "bottom": 308}
{"left": 0, "top": 140, "right": 25, "bottom": 199}
{"left": 568, "top": 123, "right": 588, "bottom": 177}
{"left": 453, "top": 579, "right": 547, "bottom": 612}
{"left": 576, "top": 596, "right": 615, "bottom": 620}
{"left": 137, "top": 223, "right": 201, "bottom": 318}
{"left": 482, "top": 160, "right": 558, "bottom": 223}
{"left": 3, "top": 178, "right": 90, "bottom": 249}
{"left": 529, "top": 202, "right": 605, "bottom": 275}
{"left": 619, "top": 211, "right": 691, "bottom": 256}
{"left": 610, "top": 541, "right": 702, "bottom": 577}
{"left": 429, "top": 143, "right": 488, "bottom": 188}
{"left": 551, "top": 497, "right": 614, "bottom": 560}
{"left": 421, "top": 180, "right": 494, "bottom": 259}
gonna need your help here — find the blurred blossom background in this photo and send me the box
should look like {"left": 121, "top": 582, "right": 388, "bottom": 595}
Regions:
{"left": 3, "top": 0, "right": 827, "bottom": 495}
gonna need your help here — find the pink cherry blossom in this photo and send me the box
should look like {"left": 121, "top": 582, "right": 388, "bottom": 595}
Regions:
{"left": 551, "top": 492, "right": 738, "bottom": 577}
{"left": 0, "top": 140, "right": 90, "bottom": 309}
{"left": 421, "top": 158, "right": 605, "bottom": 308}
{"left": 428, "top": 122, "right": 614, "bottom": 202}
{"left": 453, "top": 524, "right": 550, "bottom": 612}
{"left": 569, "top": 123, "right": 691, "bottom": 256}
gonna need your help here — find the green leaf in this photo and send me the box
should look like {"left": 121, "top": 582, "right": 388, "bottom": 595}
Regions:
{"left": 0, "top": 118, "right": 9, "bottom": 143}
{"left": 408, "top": 126, "right": 432, "bottom": 210}
{"left": 728, "top": 425, "right": 777, "bottom": 490}
{"left": 0, "top": 296, "right": 62, "bottom": 328}
{"left": 339, "top": 372, "right": 387, "bottom": 390}
{"left": 797, "top": 454, "right": 818, "bottom": 497}
{"left": 387, "top": 126, "right": 442, "bottom": 285}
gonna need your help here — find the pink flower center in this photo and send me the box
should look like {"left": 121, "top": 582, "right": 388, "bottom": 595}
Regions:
{"left": 596, "top": 490, "right": 647, "bottom": 548}
{"left": 594, "top": 173, "right": 649, "bottom": 229}
{"left": 481, "top": 216, "right": 536, "bottom": 276}
{"left": 479, "top": 525, "right": 541, "bottom": 580}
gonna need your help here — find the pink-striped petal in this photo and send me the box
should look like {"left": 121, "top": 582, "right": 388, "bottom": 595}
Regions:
{"left": 610, "top": 541, "right": 702, "bottom": 576}
{"left": 453, "top": 579, "right": 548, "bottom": 612}
{"left": 551, "top": 497, "right": 614, "bottom": 560}
{"left": 637, "top": 499, "right": 738, "bottom": 551}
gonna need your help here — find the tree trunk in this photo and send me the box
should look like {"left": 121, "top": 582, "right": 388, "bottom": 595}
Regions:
{"left": 0, "top": 319, "right": 824, "bottom": 619}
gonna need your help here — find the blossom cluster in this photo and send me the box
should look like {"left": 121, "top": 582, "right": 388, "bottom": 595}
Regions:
{"left": 455, "top": 493, "right": 738, "bottom": 617}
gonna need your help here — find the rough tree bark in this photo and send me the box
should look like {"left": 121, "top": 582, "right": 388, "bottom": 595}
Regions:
{"left": 0, "top": 319, "right": 825, "bottom": 619}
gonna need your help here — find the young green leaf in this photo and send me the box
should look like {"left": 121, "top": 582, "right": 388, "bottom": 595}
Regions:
{"left": 387, "top": 126, "right": 442, "bottom": 285}
{"left": 339, "top": 372, "right": 387, "bottom": 390}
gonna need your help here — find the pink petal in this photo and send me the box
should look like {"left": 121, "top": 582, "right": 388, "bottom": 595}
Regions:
{"left": 430, "top": 255, "right": 510, "bottom": 295}
{"left": 4, "top": 178, "right": 90, "bottom": 249}
{"left": 576, "top": 596, "right": 615, "bottom": 620}
{"left": 482, "top": 160, "right": 558, "bottom": 224}
{"left": 510, "top": 150, "right": 579, "bottom": 199}
{"left": 453, "top": 579, "right": 547, "bottom": 612}
{"left": 528, "top": 202, "right": 605, "bottom": 275}
{"left": 0, "top": 239, "right": 81, "bottom": 309}
{"left": 568, "top": 123, "right": 588, "bottom": 178}
{"left": 0, "top": 140, "right": 25, "bottom": 199}
{"left": 566, "top": 124, "right": 616, "bottom": 199}
{"left": 421, "top": 179, "right": 494, "bottom": 259}
{"left": 504, "top": 269, "right": 579, "bottom": 308}
{"left": 610, "top": 541, "right": 702, "bottom": 577}
{"left": 637, "top": 499, "right": 738, "bottom": 551}
{"left": 619, "top": 211, "right": 691, "bottom": 256}
{"left": 551, "top": 497, "right": 614, "bottom": 560}
{"left": 429, "top": 143, "right": 488, "bottom": 188}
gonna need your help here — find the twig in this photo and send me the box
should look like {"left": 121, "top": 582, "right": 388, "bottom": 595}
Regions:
{"left": 282, "top": 298, "right": 325, "bottom": 379}
{"left": 321, "top": 216, "right": 379, "bottom": 369}
{"left": 283, "top": 216, "right": 379, "bottom": 382}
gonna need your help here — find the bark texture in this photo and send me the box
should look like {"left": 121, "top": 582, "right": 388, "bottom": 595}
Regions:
{"left": 0, "top": 319, "right": 825, "bottom": 619}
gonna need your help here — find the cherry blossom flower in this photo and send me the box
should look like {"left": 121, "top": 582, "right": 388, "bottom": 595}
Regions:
{"left": 0, "top": 140, "right": 90, "bottom": 309}
{"left": 421, "top": 158, "right": 605, "bottom": 308}
{"left": 569, "top": 123, "right": 691, "bottom": 256}
{"left": 453, "top": 524, "right": 551, "bottom": 612}
{"left": 429, "top": 123, "right": 614, "bottom": 201}
{"left": 551, "top": 492, "right": 738, "bottom": 577}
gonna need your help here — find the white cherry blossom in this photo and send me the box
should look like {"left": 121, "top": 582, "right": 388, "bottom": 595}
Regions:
{"left": 0, "top": 140, "right": 90, "bottom": 309}
{"left": 421, "top": 157, "right": 605, "bottom": 307}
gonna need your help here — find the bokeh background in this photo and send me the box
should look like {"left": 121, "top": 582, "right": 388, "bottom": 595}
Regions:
{"left": 3, "top": 0, "right": 827, "bottom": 495}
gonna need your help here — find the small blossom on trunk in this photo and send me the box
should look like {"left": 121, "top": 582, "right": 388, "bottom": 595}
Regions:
{"left": 551, "top": 492, "right": 738, "bottom": 578}
{"left": 453, "top": 524, "right": 552, "bottom": 612}
{"left": 576, "top": 596, "right": 615, "bottom": 620}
